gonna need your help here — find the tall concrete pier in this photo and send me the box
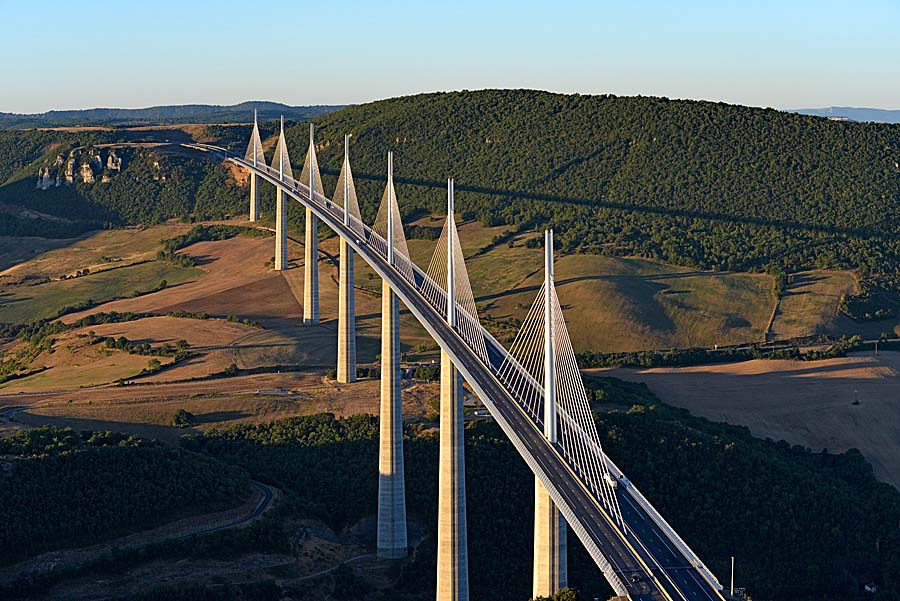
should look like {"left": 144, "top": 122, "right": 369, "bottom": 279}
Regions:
{"left": 337, "top": 237, "right": 356, "bottom": 382}
{"left": 533, "top": 480, "right": 567, "bottom": 596}
{"left": 303, "top": 207, "right": 319, "bottom": 323}
{"left": 249, "top": 173, "right": 259, "bottom": 222}
{"left": 271, "top": 115, "right": 291, "bottom": 272}
{"left": 377, "top": 152, "right": 407, "bottom": 559}
{"left": 336, "top": 136, "right": 356, "bottom": 383}
{"left": 436, "top": 180, "right": 469, "bottom": 601}
{"left": 377, "top": 279, "right": 407, "bottom": 558}
{"left": 533, "top": 229, "right": 567, "bottom": 598}
{"left": 274, "top": 188, "right": 287, "bottom": 270}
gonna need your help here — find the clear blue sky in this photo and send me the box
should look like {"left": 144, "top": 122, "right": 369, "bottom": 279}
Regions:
{"left": 2, "top": 0, "right": 899, "bottom": 113}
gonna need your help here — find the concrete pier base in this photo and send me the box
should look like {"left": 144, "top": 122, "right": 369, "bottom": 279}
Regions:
{"left": 249, "top": 173, "right": 259, "bottom": 222}
{"left": 274, "top": 188, "right": 287, "bottom": 271}
{"left": 377, "top": 281, "right": 407, "bottom": 559}
{"left": 436, "top": 350, "right": 469, "bottom": 601}
{"left": 533, "top": 478, "right": 567, "bottom": 598}
{"left": 337, "top": 238, "right": 356, "bottom": 383}
{"left": 303, "top": 208, "right": 319, "bottom": 324}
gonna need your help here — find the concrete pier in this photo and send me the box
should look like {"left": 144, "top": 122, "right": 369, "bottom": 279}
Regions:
{"left": 336, "top": 237, "right": 356, "bottom": 383}
{"left": 274, "top": 188, "right": 287, "bottom": 271}
{"left": 533, "top": 479, "right": 568, "bottom": 597}
{"left": 303, "top": 208, "right": 319, "bottom": 324}
{"left": 249, "top": 173, "right": 259, "bottom": 222}
{"left": 533, "top": 229, "right": 566, "bottom": 597}
{"left": 377, "top": 280, "right": 407, "bottom": 559}
{"left": 436, "top": 350, "right": 469, "bottom": 601}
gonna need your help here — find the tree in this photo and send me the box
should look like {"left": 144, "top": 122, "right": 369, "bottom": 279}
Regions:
{"left": 172, "top": 409, "right": 195, "bottom": 428}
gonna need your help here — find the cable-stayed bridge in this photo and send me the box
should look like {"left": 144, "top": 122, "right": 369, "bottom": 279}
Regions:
{"left": 187, "top": 113, "right": 727, "bottom": 601}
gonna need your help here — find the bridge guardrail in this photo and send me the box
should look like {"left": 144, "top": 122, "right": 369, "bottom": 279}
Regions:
{"left": 219, "top": 145, "right": 726, "bottom": 600}
{"left": 603, "top": 455, "right": 725, "bottom": 593}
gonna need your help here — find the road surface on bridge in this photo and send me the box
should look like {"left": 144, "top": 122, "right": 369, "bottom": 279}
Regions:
{"left": 215, "top": 147, "right": 724, "bottom": 601}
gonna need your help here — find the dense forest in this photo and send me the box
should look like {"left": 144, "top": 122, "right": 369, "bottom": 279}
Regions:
{"left": 181, "top": 378, "right": 900, "bottom": 601}
{"left": 261, "top": 91, "right": 899, "bottom": 282}
{"left": 0, "top": 427, "right": 250, "bottom": 566}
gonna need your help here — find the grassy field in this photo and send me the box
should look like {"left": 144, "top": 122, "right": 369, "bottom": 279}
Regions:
{"left": 405, "top": 220, "right": 777, "bottom": 352}
{"left": 0, "top": 259, "right": 200, "bottom": 323}
{"left": 0, "top": 331, "right": 169, "bottom": 392}
{"left": 7, "top": 372, "right": 437, "bottom": 441}
{"left": 769, "top": 270, "right": 858, "bottom": 340}
{"left": 596, "top": 350, "right": 900, "bottom": 490}
{"left": 0, "top": 215, "right": 877, "bottom": 399}
{"left": 0, "top": 235, "right": 81, "bottom": 273}
{"left": 0, "top": 222, "right": 202, "bottom": 324}
{"left": 0, "top": 223, "right": 193, "bottom": 280}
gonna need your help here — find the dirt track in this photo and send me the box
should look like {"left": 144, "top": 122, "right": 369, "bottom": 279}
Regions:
{"left": 594, "top": 351, "right": 900, "bottom": 489}
{"left": 0, "top": 480, "right": 278, "bottom": 591}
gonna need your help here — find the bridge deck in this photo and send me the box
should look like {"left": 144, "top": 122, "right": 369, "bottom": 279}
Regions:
{"left": 219, "top": 149, "right": 725, "bottom": 601}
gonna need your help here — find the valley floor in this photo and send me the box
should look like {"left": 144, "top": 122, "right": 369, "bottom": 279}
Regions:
{"left": 594, "top": 350, "right": 900, "bottom": 490}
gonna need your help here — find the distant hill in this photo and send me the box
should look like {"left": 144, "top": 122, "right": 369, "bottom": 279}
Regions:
{"left": 0, "top": 101, "right": 345, "bottom": 129}
{"left": 789, "top": 106, "right": 900, "bottom": 123}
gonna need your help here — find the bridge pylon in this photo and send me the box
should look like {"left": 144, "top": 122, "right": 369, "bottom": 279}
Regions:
{"left": 376, "top": 151, "right": 408, "bottom": 559}
{"left": 300, "top": 123, "right": 324, "bottom": 324}
{"left": 436, "top": 179, "right": 470, "bottom": 601}
{"left": 334, "top": 135, "right": 360, "bottom": 383}
{"left": 245, "top": 110, "right": 265, "bottom": 222}
{"left": 533, "top": 229, "right": 567, "bottom": 598}
{"left": 270, "top": 115, "right": 292, "bottom": 271}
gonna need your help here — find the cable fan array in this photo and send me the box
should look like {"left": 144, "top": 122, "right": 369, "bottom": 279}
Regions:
{"left": 497, "top": 280, "right": 626, "bottom": 531}
{"left": 422, "top": 200, "right": 489, "bottom": 365}
{"left": 370, "top": 161, "right": 416, "bottom": 284}
{"left": 299, "top": 125, "right": 325, "bottom": 200}
{"left": 269, "top": 118, "right": 293, "bottom": 181}
{"left": 244, "top": 112, "right": 265, "bottom": 168}
{"left": 331, "top": 140, "right": 366, "bottom": 239}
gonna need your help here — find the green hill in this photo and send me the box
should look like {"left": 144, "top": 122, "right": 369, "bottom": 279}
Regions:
{"left": 3, "top": 90, "right": 900, "bottom": 319}
{"left": 294, "top": 90, "right": 900, "bottom": 275}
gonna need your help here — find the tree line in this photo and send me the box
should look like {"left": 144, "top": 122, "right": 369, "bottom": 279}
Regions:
{"left": 0, "top": 427, "right": 250, "bottom": 567}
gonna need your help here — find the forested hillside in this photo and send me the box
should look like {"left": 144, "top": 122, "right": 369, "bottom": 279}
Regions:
{"left": 0, "top": 127, "right": 247, "bottom": 236}
{"left": 0, "top": 427, "right": 250, "bottom": 566}
{"left": 184, "top": 380, "right": 900, "bottom": 601}
{"left": 8, "top": 91, "right": 900, "bottom": 277}
{"left": 293, "top": 90, "right": 900, "bottom": 278}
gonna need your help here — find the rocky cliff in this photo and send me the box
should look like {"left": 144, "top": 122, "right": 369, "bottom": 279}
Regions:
{"left": 36, "top": 146, "right": 133, "bottom": 189}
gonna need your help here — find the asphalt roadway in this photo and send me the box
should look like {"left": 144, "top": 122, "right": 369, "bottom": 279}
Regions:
{"left": 226, "top": 154, "right": 725, "bottom": 601}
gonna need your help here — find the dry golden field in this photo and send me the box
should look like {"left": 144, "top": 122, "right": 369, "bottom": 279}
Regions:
{"left": 595, "top": 350, "right": 900, "bottom": 489}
